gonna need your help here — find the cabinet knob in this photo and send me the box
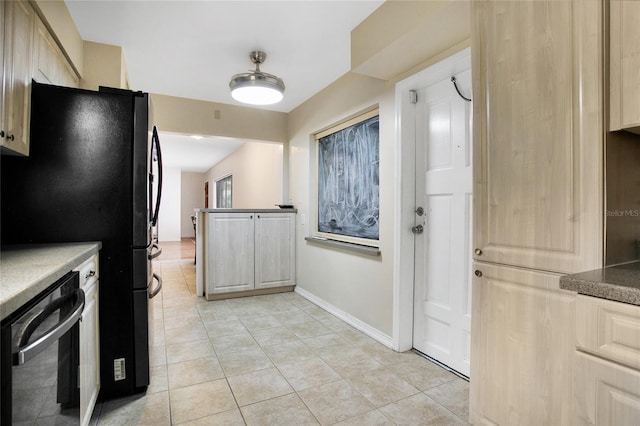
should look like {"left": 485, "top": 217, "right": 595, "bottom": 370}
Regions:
{"left": 474, "top": 248, "right": 483, "bottom": 256}
{"left": 474, "top": 270, "right": 483, "bottom": 277}
{"left": 86, "top": 270, "right": 96, "bottom": 279}
{"left": 6, "top": 134, "right": 14, "bottom": 141}
{"left": 0, "top": 130, "right": 4, "bottom": 137}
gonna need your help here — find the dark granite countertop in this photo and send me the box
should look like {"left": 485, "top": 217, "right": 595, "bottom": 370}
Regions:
{"left": 560, "top": 261, "right": 640, "bottom": 306}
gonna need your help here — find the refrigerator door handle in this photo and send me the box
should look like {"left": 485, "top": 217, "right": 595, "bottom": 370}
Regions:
{"left": 151, "top": 126, "right": 163, "bottom": 227}
{"left": 149, "top": 273, "right": 162, "bottom": 299}
{"left": 148, "top": 243, "right": 162, "bottom": 260}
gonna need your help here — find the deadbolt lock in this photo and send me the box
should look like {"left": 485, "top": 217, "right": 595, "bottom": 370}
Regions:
{"left": 415, "top": 207, "right": 424, "bottom": 216}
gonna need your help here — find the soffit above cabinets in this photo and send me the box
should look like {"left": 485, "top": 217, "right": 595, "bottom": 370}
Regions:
{"left": 351, "top": 0, "right": 471, "bottom": 81}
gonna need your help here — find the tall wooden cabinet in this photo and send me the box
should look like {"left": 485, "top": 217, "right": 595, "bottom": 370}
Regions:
{"left": 470, "top": 0, "right": 604, "bottom": 424}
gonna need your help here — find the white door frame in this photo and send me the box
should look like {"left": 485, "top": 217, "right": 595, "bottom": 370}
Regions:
{"left": 392, "top": 47, "right": 472, "bottom": 352}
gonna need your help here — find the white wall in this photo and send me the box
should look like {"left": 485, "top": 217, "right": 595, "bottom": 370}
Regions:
{"left": 158, "top": 166, "right": 182, "bottom": 242}
{"left": 181, "top": 172, "right": 205, "bottom": 238}
{"left": 288, "top": 72, "right": 395, "bottom": 338}
{"left": 205, "top": 142, "right": 283, "bottom": 208}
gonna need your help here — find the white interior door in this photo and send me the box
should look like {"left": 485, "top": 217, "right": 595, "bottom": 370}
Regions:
{"left": 413, "top": 69, "right": 473, "bottom": 377}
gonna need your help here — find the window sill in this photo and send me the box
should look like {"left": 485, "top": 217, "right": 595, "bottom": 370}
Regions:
{"left": 304, "top": 236, "right": 381, "bottom": 257}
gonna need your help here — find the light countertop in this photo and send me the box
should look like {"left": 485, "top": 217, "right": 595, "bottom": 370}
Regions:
{"left": 0, "top": 242, "right": 101, "bottom": 321}
{"left": 559, "top": 261, "right": 640, "bottom": 306}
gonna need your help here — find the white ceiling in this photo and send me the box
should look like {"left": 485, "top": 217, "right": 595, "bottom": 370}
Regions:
{"left": 160, "top": 133, "right": 245, "bottom": 173}
{"left": 65, "top": 0, "right": 383, "bottom": 172}
{"left": 65, "top": 0, "right": 384, "bottom": 114}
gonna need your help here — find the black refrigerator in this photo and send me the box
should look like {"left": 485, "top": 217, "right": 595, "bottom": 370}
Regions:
{"left": 1, "top": 81, "right": 163, "bottom": 399}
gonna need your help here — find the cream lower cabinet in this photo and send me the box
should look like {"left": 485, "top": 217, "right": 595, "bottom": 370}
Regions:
{"left": 574, "top": 295, "right": 640, "bottom": 425}
{"left": 204, "top": 211, "right": 295, "bottom": 299}
{"left": 75, "top": 254, "right": 100, "bottom": 426}
{"left": 470, "top": 262, "right": 576, "bottom": 425}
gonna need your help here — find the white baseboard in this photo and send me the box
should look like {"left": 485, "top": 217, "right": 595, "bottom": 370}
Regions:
{"left": 294, "top": 286, "right": 394, "bottom": 349}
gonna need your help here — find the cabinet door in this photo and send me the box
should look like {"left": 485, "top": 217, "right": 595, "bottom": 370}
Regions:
{"left": 1, "top": 0, "right": 34, "bottom": 155}
{"left": 471, "top": 0, "right": 603, "bottom": 274}
{"left": 80, "top": 278, "right": 99, "bottom": 426}
{"left": 575, "top": 351, "right": 640, "bottom": 425}
{"left": 470, "top": 262, "right": 576, "bottom": 425}
{"left": 206, "top": 213, "right": 255, "bottom": 294}
{"left": 76, "top": 255, "right": 100, "bottom": 426}
{"left": 255, "top": 213, "right": 295, "bottom": 289}
{"left": 32, "top": 16, "right": 55, "bottom": 84}
{"left": 610, "top": 0, "right": 640, "bottom": 134}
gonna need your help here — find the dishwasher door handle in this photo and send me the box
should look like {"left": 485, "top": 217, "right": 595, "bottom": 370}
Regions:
{"left": 14, "top": 288, "right": 85, "bottom": 365}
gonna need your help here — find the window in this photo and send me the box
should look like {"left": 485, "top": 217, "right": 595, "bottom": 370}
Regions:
{"left": 215, "top": 175, "right": 232, "bottom": 208}
{"left": 315, "top": 108, "right": 380, "bottom": 247}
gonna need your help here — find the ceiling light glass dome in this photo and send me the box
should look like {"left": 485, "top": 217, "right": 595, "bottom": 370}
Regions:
{"left": 229, "top": 51, "right": 285, "bottom": 106}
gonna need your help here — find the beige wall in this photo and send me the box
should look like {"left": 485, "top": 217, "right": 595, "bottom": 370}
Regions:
{"left": 151, "top": 94, "right": 288, "bottom": 144}
{"left": 81, "top": 41, "right": 128, "bottom": 91}
{"left": 205, "top": 142, "right": 283, "bottom": 209}
{"left": 288, "top": 72, "right": 395, "bottom": 336}
{"left": 182, "top": 172, "right": 206, "bottom": 238}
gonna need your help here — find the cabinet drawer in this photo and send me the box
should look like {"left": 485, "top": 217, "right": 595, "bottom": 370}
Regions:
{"left": 576, "top": 295, "right": 640, "bottom": 370}
{"left": 74, "top": 254, "right": 99, "bottom": 289}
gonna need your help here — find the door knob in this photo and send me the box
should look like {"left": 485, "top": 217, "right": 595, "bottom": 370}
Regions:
{"left": 411, "top": 224, "right": 424, "bottom": 234}
{"left": 415, "top": 207, "right": 424, "bottom": 216}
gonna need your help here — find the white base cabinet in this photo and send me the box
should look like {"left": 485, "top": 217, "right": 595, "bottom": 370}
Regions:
{"left": 75, "top": 254, "right": 100, "bottom": 426}
{"left": 202, "top": 211, "right": 295, "bottom": 299}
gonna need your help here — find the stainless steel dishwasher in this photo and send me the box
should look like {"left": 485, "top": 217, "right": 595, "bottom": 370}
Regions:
{"left": 1, "top": 271, "right": 84, "bottom": 424}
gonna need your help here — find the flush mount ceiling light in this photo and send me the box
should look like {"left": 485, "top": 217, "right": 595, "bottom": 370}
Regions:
{"left": 229, "top": 51, "right": 285, "bottom": 106}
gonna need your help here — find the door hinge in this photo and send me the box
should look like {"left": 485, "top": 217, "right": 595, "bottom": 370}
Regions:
{"left": 410, "top": 90, "right": 418, "bottom": 104}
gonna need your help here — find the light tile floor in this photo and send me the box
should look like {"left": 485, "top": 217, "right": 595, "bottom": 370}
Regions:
{"left": 91, "top": 259, "right": 470, "bottom": 425}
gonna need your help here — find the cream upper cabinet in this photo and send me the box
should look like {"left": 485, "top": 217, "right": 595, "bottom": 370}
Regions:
{"left": 32, "top": 15, "right": 79, "bottom": 88}
{"left": 610, "top": 0, "right": 640, "bottom": 134}
{"left": 1, "top": 0, "right": 35, "bottom": 156}
{"left": 471, "top": 0, "right": 604, "bottom": 274}
{"left": 470, "top": 262, "right": 576, "bottom": 425}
